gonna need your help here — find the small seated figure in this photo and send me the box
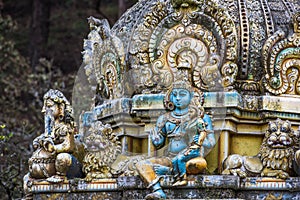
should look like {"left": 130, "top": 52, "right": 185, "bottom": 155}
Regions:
{"left": 136, "top": 80, "right": 216, "bottom": 199}
{"left": 27, "top": 89, "right": 84, "bottom": 183}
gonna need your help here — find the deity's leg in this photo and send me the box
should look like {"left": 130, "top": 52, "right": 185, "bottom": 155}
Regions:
{"left": 136, "top": 157, "right": 171, "bottom": 186}
{"left": 46, "top": 153, "right": 72, "bottom": 183}
{"left": 136, "top": 157, "right": 171, "bottom": 199}
{"left": 55, "top": 153, "right": 73, "bottom": 176}
{"left": 173, "top": 149, "right": 200, "bottom": 186}
{"left": 145, "top": 182, "right": 166, "bottom": 200}
{"left": 171, "top": 156, "right": 179, "bottom": 179}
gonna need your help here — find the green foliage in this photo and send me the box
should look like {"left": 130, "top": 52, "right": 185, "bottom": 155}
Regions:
{"left": 0, "top": 124, "right": 13, "bottom": 142}
{"left": 0, "top": 121, "right": 32, "bottom": 200}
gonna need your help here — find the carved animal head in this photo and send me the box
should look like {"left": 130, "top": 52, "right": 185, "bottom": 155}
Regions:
{"left": 264, "top": 119, "right": 297, "bottom": 149}
{"left": 84, "top": 121, "right": 121, "bottom": 153}
{"left": 42, "top": 89, "right": 74, "bottom": 125}
{"left": 83, "top": 121, "right": 122, "bottom": 178}
{"left": 259, "top": 119, "right": 299, "bottom": 173}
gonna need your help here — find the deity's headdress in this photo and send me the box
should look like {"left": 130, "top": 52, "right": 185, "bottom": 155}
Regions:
{"left": 163, "top": 62, "right": 204, "bottom": 112}
{"left": 42, "top": 89, "right": 74, "bottom": 123}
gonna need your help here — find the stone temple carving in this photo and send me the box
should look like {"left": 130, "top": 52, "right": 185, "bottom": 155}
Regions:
{"left": 222, "top": 119, "right": 300, "bottom": 179}
{"left": 24, "top": 0, "right": 300, "bottom": 199}
{"left": 82, "top": 119, "right": 147, "bottom": 180}
{"left": 82, "top": 121, "right": 122, "bottom": 181}
{"left": 136, "top": 73, "right": 215, "bottom": 199}
{"left": 83, "top": 0, "right": 239, "bottom": 94}
{"left": 29, "top": 89, "right": 83, "bottom": 182}
{"left": 24, "top": 89, "right": 84, "bottom": 197}
{"left": 263, "top": 13, "right": 300, "bottom": 95}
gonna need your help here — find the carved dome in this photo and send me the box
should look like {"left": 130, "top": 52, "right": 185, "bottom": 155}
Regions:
{"left": 83, "top": 0, "right": 300, "bottom": 98}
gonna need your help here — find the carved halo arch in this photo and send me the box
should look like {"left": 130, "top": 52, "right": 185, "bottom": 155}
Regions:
{"left": 128, "top": 0, "right": 238, "bottom": 92}
{"left": 93, "top": 36, "right": 125, "bottom": 99}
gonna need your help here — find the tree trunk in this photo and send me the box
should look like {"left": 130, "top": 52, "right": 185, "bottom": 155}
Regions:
{"left": 0, "top": 0, "right": 3, "bottom": 14}
{"left": 118, "top": 0, "right": 126, "bottom": 18}
{"left": 29, "top": 0, "right": 51, "bottom": 71}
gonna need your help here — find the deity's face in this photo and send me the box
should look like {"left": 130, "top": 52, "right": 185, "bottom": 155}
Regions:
{"left": 42, "top": 99, "right": 60, "bottom": 119}
{"left": 170, "top": 88, "right": 192, "bottom": 110}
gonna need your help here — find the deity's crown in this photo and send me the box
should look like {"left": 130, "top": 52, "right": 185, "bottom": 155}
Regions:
{"left": 43, "top": 89, "right": 69, "bottom": 105}
{"left": 171, "top": 60, "right": 193, "bottom": 91}
{"left": 172, "top": 79, "right": 193, "bottom": 92}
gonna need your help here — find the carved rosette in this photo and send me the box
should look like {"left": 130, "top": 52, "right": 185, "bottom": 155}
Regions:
{"left": 128, "top": 0, "right": 238, "bottom": 92}
{"left": 263, "top": 13, "right": 300, "bottom": 95}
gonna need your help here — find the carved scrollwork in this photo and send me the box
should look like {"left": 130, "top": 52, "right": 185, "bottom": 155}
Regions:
{"left": 235, "top": 80, "right": 261, "bottom": 95}
{"left": 128, "top": 0, "right": 238, "bottom": 92}
{"left": 171, "top": 0, "right": 202, "bottom": 10}
{"left": 221, "top": 61, "right": 238, "bottom": 89}
{"left": 203, "top": 0, "right": 238, "bottom": 62}
{"left": 263, "top": 13, "right": 300, "bottom": 95}
{"left": 129, "top": 2, "right": 167, "bottom": 64}
{"left": 83, "top": 17, "right": 126, "bottom": 103}
{"left": 243, "top": 95, "right": 259, "bottom": 111}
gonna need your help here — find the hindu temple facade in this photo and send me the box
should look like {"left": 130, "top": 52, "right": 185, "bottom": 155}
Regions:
{"left": 24, "top": 0, "right": 300, "bottom": 199}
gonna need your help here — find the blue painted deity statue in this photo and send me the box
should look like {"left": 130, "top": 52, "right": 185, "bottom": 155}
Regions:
{"left": 136, "top": 80, "right": 216, "bottom": 199}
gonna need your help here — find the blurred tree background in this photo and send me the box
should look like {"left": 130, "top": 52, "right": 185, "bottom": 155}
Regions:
{"left": 0, "top": 0, "right": 136, "bottom": 199}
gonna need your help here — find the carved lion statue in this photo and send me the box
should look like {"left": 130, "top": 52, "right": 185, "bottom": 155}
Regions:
{"left": 259, "top": 119, "right": 299, "bottom": 178}
{"left": 82, "top": 121, "right": 122, "bottom": 181}
{"left": 222, "top": 119, "right": 300, "bottom": 179}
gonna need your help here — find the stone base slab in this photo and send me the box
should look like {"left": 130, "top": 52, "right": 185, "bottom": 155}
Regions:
{"left": 26, "top": 176, "right": 300, "bottom": 199}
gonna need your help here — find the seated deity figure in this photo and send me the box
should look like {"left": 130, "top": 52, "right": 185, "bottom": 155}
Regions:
{"left": 28, "top": 89, "right": 83, "bottom": 183}
{"left": 136, "top": 80, "right": 216, "bottom": 199}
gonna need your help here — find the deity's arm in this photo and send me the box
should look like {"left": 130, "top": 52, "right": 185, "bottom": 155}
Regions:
{"left": 202, "top": 114, "right": 216, "bottom": 149}
{"left": 54, "top": 126, "right": 75, "bottom": 154}
{"left": 151, "top": 115, "right": 167, "bottom": 149}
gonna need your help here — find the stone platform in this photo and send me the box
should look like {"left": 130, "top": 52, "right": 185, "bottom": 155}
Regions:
{"left": 27, "top": 175, "right": 300, "bottom": 199}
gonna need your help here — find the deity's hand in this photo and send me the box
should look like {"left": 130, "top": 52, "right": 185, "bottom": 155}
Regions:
{"left": 43, "top": 138, "right": 56, "bottom": 153}
{"left": 196, "top": 119, "right": 206, "bottom": 130}
{"left": 153, "top": 164, "right": 172, "bottom": 175}
{"left": 32, "top": 135, "right": 43, "bottom": 150}
{"left": 150, "top": 129, "right": 163, "bottom": 146}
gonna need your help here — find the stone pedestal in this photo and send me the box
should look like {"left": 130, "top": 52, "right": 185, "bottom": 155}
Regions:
{"left": 27, "top": 176, "right": 300, "bottom": 199}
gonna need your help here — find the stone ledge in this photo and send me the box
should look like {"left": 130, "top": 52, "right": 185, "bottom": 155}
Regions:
{"left": 241, "top": 177, "right": 300, "bottom": 191}
{"left": 28, "top": 176, "right": 300, "bottom": 193}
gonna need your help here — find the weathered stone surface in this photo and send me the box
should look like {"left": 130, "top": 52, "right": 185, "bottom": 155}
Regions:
{"left": 29, "top": 176, "right": 300, "bottom": 199}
